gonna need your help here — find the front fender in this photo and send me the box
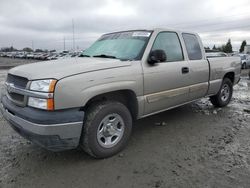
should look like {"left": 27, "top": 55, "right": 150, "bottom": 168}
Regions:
{"left": 79, "top": 81, "right": 139, "bottom": 106}
{"left": 53, "top": 64, "right": 143, "bottom": 110}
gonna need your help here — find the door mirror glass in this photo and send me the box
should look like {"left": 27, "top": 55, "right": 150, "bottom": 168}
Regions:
{"left": 148, "top": 49, "right": 166, "bottom": 65}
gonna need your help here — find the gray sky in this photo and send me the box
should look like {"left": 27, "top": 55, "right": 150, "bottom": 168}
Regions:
{"left": 1, "top": 0, "right": 250, "bottom": 51}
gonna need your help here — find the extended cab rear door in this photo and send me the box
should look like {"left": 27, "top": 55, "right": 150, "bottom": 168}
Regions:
{"left": 181, "top": 33, "right": 209, "bottom": 101}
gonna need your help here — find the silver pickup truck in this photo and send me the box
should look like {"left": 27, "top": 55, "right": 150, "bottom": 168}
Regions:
{"left": 0, "top": 28, "right": 241, "bottom": 158}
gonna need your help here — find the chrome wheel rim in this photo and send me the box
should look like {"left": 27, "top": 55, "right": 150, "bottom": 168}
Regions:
{"left": 97, "top": 113, "right": 125, "bottom": 148}
{"left": 221, "top": 84, "right": 230, "bottom": 102}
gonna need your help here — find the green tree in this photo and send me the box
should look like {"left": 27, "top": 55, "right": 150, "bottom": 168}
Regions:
{"left": 23, "top": 47, "right": 33, "bottom": 52}
{"left": 239, "top": 40, "right": 247, "bottom": 53}
{"left": 35, "top": 49, "right": 43, "bottom": 52}
{"left": 223, "top": 39, "right": 233, "bottom": 53}
{"left": 212, "top": 45, "right": 217, "bottom": 50}
{"left": 1, "top": 46, "right": 17, "bottom": 52}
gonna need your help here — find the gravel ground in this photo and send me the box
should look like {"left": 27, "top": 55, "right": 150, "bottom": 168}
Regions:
{"left": 0, "top": 60, "right": 250, "bottom": 188}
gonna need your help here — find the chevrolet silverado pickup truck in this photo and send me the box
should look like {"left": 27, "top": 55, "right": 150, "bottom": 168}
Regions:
{"left": 0, "top": 28, "right": 241, "bottom": 158}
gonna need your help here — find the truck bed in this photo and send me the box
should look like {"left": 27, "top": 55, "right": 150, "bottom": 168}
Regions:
{"left": 206, "top": 56, "right": 241, "bottom": 96}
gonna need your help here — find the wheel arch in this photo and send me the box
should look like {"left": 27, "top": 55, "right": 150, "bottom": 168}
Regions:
{"left": 82, "top": 89, "right": 139, "bottom": 120}
{"left": 223, "top": 72, "right": 235, "bottom": 83}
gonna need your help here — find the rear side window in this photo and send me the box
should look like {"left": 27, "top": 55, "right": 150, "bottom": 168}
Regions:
{"left": 152, "top": 32, "right": 183, "bottom": 62}
{"left": 182, "top": 33, "right": 202, "bottom": 60}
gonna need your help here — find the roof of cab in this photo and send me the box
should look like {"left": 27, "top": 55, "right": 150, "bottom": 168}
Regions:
{"left": 103, "top": 28, "right": 198, "bottom": 36}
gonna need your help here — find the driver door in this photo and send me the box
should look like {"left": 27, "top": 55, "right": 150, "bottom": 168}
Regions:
{"left": 143, "top": 31, "right": 191, "bottom": 115}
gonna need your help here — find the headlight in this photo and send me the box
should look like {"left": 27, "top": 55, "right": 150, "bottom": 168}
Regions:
{"left": 28, "top": 97, "right": 54, "bottom": 110}
{"left": 28, "top": 79, "right": 57, "bottom": 110}
{"left": 30, "top": 79, "right": 57, "bottom": 92}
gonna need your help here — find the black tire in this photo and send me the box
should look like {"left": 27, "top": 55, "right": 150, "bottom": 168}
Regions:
{"left": 80, "top": 101, "right": 132, "bottom": 158}
{"left": 242, "top": 63, "right": 246, "bottom": 69}
{"left": 210, "top": 78, "right": 233, "bottom": 107}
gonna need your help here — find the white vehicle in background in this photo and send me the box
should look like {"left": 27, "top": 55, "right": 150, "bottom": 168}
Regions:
{"left": 6, "top": 52, "right": 15, "bottom": 58}
{"left": 46, "top": 54, "right": 57, "bottom": 60}
{"left": 15, "top": 52, "right": 26, "bottom": 58}
{"left": 238, "top": 54, "right": 250, "bottom": 69}
{"left": 26, "top": 53, "right": 34, "bottom": 59}
{"left": 33, "top": 53, "right": 43, "bottom": 59}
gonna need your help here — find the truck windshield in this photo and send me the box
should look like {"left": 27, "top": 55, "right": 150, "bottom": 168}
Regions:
{"left": 81, "top": 31, "right": 152, "bottom": 61}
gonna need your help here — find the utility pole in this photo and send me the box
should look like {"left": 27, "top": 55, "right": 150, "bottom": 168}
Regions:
{"left": 72, "top": 19, "right": 75, "bottom": 52}
{"left": 63, "top": 36, "right": 65, "bottom": 51}
{"left": 31, "top": 40, "right": 34, "bottom": 51}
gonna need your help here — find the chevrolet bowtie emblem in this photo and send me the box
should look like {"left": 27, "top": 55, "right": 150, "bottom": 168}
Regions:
{"left": 5, "top": 82, "right": 15, "bottom": 93}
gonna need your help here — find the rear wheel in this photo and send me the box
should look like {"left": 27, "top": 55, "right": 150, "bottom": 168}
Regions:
{"left": 80, "top": 101, "right": 132, "bottom": 158}
{"left": 242, "top": 63, "right": 246, "bottom": 69}
{"left": 210, "top": 78, "right": 233, "bottom": 107}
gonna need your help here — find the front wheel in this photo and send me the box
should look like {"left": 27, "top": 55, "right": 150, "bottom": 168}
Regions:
{"left": 80, "top": 101, "right": 132, "bottom": 158}
{"left": 210, "top": 78, "right": 233, "bottom": 107}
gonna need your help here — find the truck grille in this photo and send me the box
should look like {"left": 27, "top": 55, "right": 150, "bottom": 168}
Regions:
{"left": 8, "top": 93, "right": 25, "bottom": 102}
{"left": 6, "top": 74, "right": 28, "bottom": 89}
{"left": 6, "top": 74, "right": 29, "bottom": 106}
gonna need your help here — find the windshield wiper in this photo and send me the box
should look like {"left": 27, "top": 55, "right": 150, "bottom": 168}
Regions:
{"left": 79, "top": 54, "right": 91, "bottom": 57}
{"left": 93, "top": 54, "right": 118, "bottom": 59}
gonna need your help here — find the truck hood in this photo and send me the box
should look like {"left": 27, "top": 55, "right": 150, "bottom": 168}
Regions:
{"left": 9, "top": 57, "right": 132, "bottom": 80}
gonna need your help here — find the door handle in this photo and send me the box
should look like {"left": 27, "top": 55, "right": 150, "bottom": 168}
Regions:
{"left": 182, "top": 67, "right": 189, "bottom": 74}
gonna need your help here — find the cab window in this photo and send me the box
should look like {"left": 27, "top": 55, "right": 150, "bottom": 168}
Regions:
{"left": 182, "top": 33, "right": 202, "bottom": 60}
{"left": 152, "top": 32, "right": 184, "bottom": 62}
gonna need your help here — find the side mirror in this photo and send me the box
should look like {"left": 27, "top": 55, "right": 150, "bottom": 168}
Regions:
{"left": 148, "top": 49, "right": 166, "bottom": 65}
